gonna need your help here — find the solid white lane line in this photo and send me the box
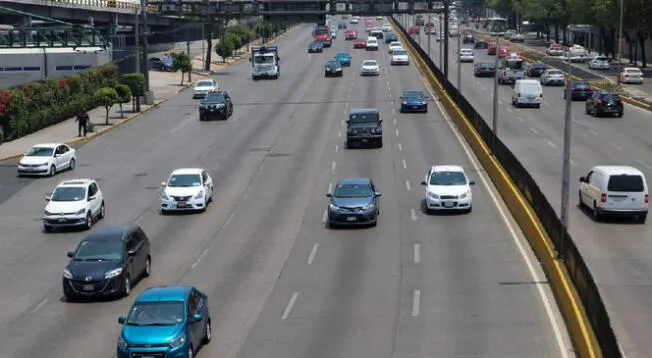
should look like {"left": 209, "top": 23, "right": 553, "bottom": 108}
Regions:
{"left": 530, "top": 127, "right": 539, "bottom": 134}
{"left": 412, "top": 289, "right": 420, "bottom": 317}
{"left": 589, "top": 129, "right": 599, "bottom": 137}
{"left": 507, "top": 107, "right": 513, "bottom": 112}
{"left": 328, "top": 182, "right": 333, "bottom": 193}
{"left": 396, "top": 129, "right": 400, "bottom": 137}
{"left": 414, "top": 243, "right": 420, "bottom": 263}
{"left": 570, "top": 159, "right": 577, "bottom": 167}
{"left": 610, "top": 142, "right": 622, "bottom": 150}
{"left": 410, "top": 208, "right": 418, "bottom": 221}
{"left": 516, "top": 116, "right": 524, "bottom": 122}
{"left": 321, "top": 210, "right": 328, "bottom": 223}
{"left": 282, "top": 292, "right": 299, "bottom": 320}
{"left": 191, "top": 248, "right": 209, "bottom": 269}
{"left": 307, "top": 244, "right": 319, "bottom": 265}
{"left": 636, "top": 159, "right": 652, "bottom": 169}
{"left": 547, "top": 141, "right": 557, "bottom": 149}
{"left": 335, "top": 145, "right": 339, "bottom": 153}
{"left": 331, "top": 161, "right": 336, "bottom": 172}
{"left": 398, "top": 143, "right": 403, "bottom": 151}
{"left": 402, "top": 159, "right": 407, "bottom": 169}
{"left": 29, "top": 299, "right": 48, "bottom": 314}
{"left": 498, "top": 100, "right": 503, "bottom": 105}
{"left": 406, "top": 180, "right": 411, "bottom": 191}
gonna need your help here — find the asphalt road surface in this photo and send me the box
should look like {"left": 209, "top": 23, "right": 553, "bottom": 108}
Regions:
{"left": 0, "top": 18, "right": 571, "bottom": 358}
{"left": 411, "top": 18, "right": 652, "bottom": 358}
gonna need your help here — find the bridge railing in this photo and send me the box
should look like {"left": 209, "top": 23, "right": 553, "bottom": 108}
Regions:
{"left": 53, "top": 0, "right": 159, "bottom": 13}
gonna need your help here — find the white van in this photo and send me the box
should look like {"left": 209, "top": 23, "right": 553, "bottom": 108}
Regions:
{"left": 579, "top": 165, "right": 648, "bottom": 222}
{"left": 366, "top": 37, "right": 379, "bottom": 51}
{"left": 512, "top": 79, "right": 543, "bottom": 108}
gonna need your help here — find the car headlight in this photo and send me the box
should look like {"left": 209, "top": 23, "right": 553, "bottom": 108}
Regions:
{"left": 117, "top": 335, "right": 128, "bottom": 349}
{"left": 363, "top": 203, "right": 375, "bottom": 210}
{"left": 74, "top": 209, "right": 85, "bottom": 215}
{"left": 427, "top": 191, "right": 439, "bottom": 199}
{"left": 105, "top": 268, "right": 123, "bottom": 279}
{"left": 401, "top": 101, "right": 408, "bottom": 105}
{"left": 329, "top": 203, "right": 340, "bottom": 211}
{"left": 194, "top": 190, "right": 204, "bottom": 199}
{"left": 169, "top": 333, "right": 186, "bottom": 348}
{"left": 63, "top": 269, "right": 73, "bottom": 279}
{"left": 217, "top": 104, "right": 225, "bottom": 108}
{"left": 161, "top": 192, "right": 170, "bottom": 200}
{"left": 44, "top": 210, "right": 54, "bottom": 216}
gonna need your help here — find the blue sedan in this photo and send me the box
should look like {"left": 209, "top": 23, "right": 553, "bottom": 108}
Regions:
{"left": 400, "top": 89, "right": 429, "bottom": 113}
{"left": 335, "top": 51, "right": 352, "bottom": 66}
{"left": 326, "top": 178, "right": 381, "bottom": 228}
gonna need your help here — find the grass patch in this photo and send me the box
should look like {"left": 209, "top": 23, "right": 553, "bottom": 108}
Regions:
{"left": 522, "top": 51, "right": 545, "bottom": 61}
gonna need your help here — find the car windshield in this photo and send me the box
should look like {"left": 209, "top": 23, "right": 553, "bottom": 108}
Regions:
{"left": 461, "top": 50, "right": 473, "bottom": 54}
{"left": 196, "top": 80, "right": 213, "bottom": 87}
{"left": 204, "top": 93, "right": 225, "bottom": 102}
{"left": 334, "top": 183, "right": 372, "bottom": 197}
{"left": 573, "top": 82, "right": 590, "bottom": 89}
{"left": 601, "top": 94, "right": 620, "bottom": 101}
{"left": 608, "top": 175, "right": 644, "bottom": 192}
{"left": 481, "top": 63, "right": 495, "bottom": 68}
{"left": 337, "top": 52, "right": 350, "bottom": 58}
{"left": 393, "top": 50, "right": 407, "bottom": 55}
{"left": 26, "top": 146, "right": 54, "bottom": 157}
{"left": 533, "top": 64, "right": 546, "bottom": 69}
{"left": 254, "top": 55, "right": 275, "bottom": 64}
{"left": 73, "top": 239, "right": 123, "bottom": 261}
{"left": 362, "top": 61, "right": 376, "bottom": 66}
{"left": 51, "top": 186, "right": 86, "bottom": 202}
{"left": 349, "top": 112, "right": 379, "bottom": 123}
{"left": 548, "top": 70, "right": 562, "bottom": 75}
{"left": 126, "top": 301, "right": 185, "bottom": 326}
{"left": 521, "top": 83, "right": 540, "bottom": 92}
{"left": 328, "top": 61, "right": 340, "bottom": 66}
{"left": 595, "top": 57, "right": 608, "bottom": 62}
{"left": 403, "top": 91, "right": 424, "bottom": 99}
{"left": 168, "top": 174, "right": 202, "bottom": 187}
{"left": 429, "top": 171, "right": 467, "bottom": 185}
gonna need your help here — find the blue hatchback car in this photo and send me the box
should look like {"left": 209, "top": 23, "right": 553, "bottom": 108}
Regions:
{"left": 335, "top": 51, "right": 352, "bottom": 66}
{"left": 326, "top": 178, "right": 381, "bottom": 228}
{"left": 117, "top": 286, "right": 211, "bottom": 358}
{"left": 400, "top": 89, "right": 429, "bottom": 113}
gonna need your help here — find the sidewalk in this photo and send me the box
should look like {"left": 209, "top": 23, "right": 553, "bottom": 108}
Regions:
{"left": 0, "top": 70, "right": 190, "bottom": 162}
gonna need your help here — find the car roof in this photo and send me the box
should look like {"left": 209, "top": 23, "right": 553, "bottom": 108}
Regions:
{"left": 170, "top": 168, "right": 204, "bottom": 175}
{"left": 337, "top": 177, "right": 372, "bottom": 185}
{"left": 516, "top": 79, "right": 540, "bottom": 84}
{"left": 336, "top": 52, "right": 350, "bottom": 55}
{"left": 136, "top": 286, "right": 194, "bottom": 303}
{"left": 431, "top": 165, "right": 465, "bottom": 173}
{"left": 83, "top": 225, "right": 139, "bottom": 242}
{"left": 350, "top": 108, "right": 379, "bottom": 114}
{"left": 624, "top": 67, "right": 641, "bottom": 71}
{"left": 31, "top": 143, "right": 64, "bottom": 149}
{"left": 593, "top": 165, "right": 644, "bottom": 176}
{"left": 403, "top": 89, "right": 425, "bottom": 95}
{"left": 58, "top": 178, "right": 94, "bottom": 186}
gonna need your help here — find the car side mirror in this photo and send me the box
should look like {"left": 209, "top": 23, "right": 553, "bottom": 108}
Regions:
{"left": 379, "top": 119, "right": 383, "bottom": 123}
{"left": 420, "top": 181, "right": 427, "bottom": 186}
{"left": 249, "top": 57, "right": 252, "bottom": 62}
{"left": 192, "top": 313, "right": 203, "bottom": 322}
{"left": 88, "top": 196, "right": 95, "bottom": 202}
{"left": 128, "top": 250, "right": 137, "bottom": 257}
{"left": 400, "top": 96, "right": 404, "bottom": 100}
{"left": 469, "top": 181, "right": 476, "bottom": 185}
{"left": 67, "top": 251, "right": 74, "bottom": 258}
{"left": 326, "top": 193, "right": 332, "bottom": 197}
{"left": 346, "top": 120, "right": 349, "bottom": 124}
{"left": 375, "top": 192, "right": 382, "bottom": 197}
{"left": 579, "top": 176, "right": 586, "bottom": 182}
{"left": 118, "top": 316, "right": 126, "bottom": 324}
{"left": 161, "top": 182, "right": 166, "bottom": 187}
{"left": 54, "top": 153, "right": 60, "bottom": 158}
{"left": 45, "top": 196, "right": 50, "bottom": 201}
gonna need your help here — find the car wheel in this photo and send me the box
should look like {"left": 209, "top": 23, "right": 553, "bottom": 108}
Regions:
{"left": 578, "top": 191, "right": 584, "bottom": 208}
{"left": 188, "top": 346, "right": 194, "bottom": 358}
{"left": 49, "top": 165, "right": 56, "bottom": 177}
{"left": 143, "top": 256, "right": 151, "bottom": 277}
{"left": 639, "top": 214, "right": 647, "bottom": 223}
{"left": 585, "top": 105, "right": 589, "bottom": 114}
{"left": 44, "top": 224, "right": 53, "bottom": 233}
{"left": 466, "top": 206, "right": 473, "bottom": 213}
{"left": 617, "top": 111, "right": 623, "bottom": 118}
{"left": 122, "top": 274, "right": 131, "bottom": 297}
{"left": 85, "top": 212, "right": 92, "bottom": 230}
{"left": 98, "top": 201, "right": 105, "bottom": 219}
{"left": 592, "top": 202, "right": 601, "bottom": 221}
{"left": 203, "top": 320, "right": 212, "bottom": 344}
{"left": 69, "top": 158, "right": 76, "bottom": 170}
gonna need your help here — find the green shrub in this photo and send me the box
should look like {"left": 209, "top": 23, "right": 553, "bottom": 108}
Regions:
{"left": 93, "top": 87, "right": 120, "bottom": 125}
{"left": 114, "top": 84, "right": 132, "bottom": 118}
{"left": 170, "top": 51, "right": 192, "bottom": 85}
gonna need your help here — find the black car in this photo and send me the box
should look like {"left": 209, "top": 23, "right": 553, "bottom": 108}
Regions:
{"left": 473, "top": 62, "right": 496, "bottom": 77}
{"left": 338, "top": 21, "right": 347, "bottom": 29}
{"left": 526, "top": 62, "right": 547, "bottom": 77}
{"left": 308, "top": 41, "right": 323, "bottom": 53}
{"left": 63, "top": 225, "right": 151, "bottom": 301}
{"left": 326, "top": 177, "right": 381, "bottom": 227}
{"left": 474, "top": 40, "right": 489, "bottom": 49}
{"left": 148, "top": 57, "right": 173, "bottom": 71}
{"left": 564, "top": 81, "right": 593, "bottom": 101}
{"left": 385, "top": 33, "right": 398, "bottom": 43}
{"left": 415, "top": 15, "right": 424, "bottom": 26}
{"left": 585, "top": 92, "right": 623, "bottom": 117}
{"left": 346, "top": 108, "right": 383, "bottom": 148}
{"left": 199, "top": 91, "right": 233, "bottom": 121}
{"left": 325, "top": 59, "right": 343, "bottom": 77}
{"left": 462, "top": 34, "right": 475, "bottom": 44}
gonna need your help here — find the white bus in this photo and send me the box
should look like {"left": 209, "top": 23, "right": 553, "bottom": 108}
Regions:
{"left": 487, "top": 17, "right": 507, "bottom": 36}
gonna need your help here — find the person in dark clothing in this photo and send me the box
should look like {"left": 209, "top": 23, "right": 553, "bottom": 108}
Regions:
{"left": 76, "top": 110, "right": 89, "bottom": 137}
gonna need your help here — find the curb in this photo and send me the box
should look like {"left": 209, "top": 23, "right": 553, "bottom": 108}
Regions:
{"left": 393, "top": 18, "right": 601, "bottom": 358}
{"left": 471, "top": 31, "right": 652, "bottom": 112}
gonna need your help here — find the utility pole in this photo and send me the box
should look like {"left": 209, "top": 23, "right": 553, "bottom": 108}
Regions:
{"left": 559, "top": 60, "right": 573, "bottom": 259}
{"left": 457, "top": 30, "right": 461, "bottom": 99}
{"left": 186, "top": 26, "right": 192, "bottom": 83}
{"left": 443, "top": 0, "right": 449, "bottom": 80}
{"left": 141, "top": 0, "right": 152, "bottom": 104}
{"left": 616, "top": 0, "right": 624, "bottom": 70}
{"left": 439, "top": 14, "right": 443, "bottom": 66}
{"left": 201, "top": 17, "right": 205, "bottom": 70}
{"left": 134, "top": 5, "right": 140, "bottom": 77}
{"left": 491, "top": 37, "right": 500, "bottom": 154}
{"left": 427, "top": 14, "right": 431, "bottom": 57}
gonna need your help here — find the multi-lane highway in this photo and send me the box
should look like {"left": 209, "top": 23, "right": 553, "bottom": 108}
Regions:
{"left": 0, "top": 18, "right": 570, "bottom": 357}
{"left": 407, "top": 16, "right": 652, "bottom": 357}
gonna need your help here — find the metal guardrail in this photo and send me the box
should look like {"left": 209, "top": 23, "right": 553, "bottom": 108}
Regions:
{"left": 0, "top": 27, "right": 109, "bottom": 48}
{"left": 51, "top": 0, "right": 159, "bottom": 13}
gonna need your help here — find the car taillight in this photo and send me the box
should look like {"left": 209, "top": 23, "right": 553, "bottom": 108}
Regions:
{"left": 645, "top": 194, "right": 649, "bottom": 204}
{"left": 619, "top": 99, "right": 623, "bottom": 104}
{"left": 601, "top": 193, "right": 607, "bottom": 203}
{"left": 598, "top": 99, "right": 602, "bottom": 104}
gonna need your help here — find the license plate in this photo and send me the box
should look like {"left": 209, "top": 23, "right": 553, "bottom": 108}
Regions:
{"left": 209, "top": 109, "right": 215, "bottom": 112}
{"left": 444, "top": 202, "right": 455, "bottom": 208}
{"left": 412, "top": 106, "right": 418, "bottom": 108}
{"left": 83, "top": 284, "right": 94, "bottom": 291}
{"left": 362, "top": 139, "right": 368, "bottom": 142}
{"left": 612, "top": 197, "right": 625, "bottom": 201}
{"left": 347, "top": 216, "right": 357, "bottom": 221}
{"left": 177, "top": 202, "right": 188, "bottom": 207}
{"left": 528, "top": 96, "right": 535, "bottom": 100}
{"left": 141, "top": 356, "right": 155, "bottom": 358}
{"left": 58, "top": 218, "right": 66, "bottom": 223}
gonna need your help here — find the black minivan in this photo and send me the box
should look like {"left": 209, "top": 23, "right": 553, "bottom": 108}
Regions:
{"left": 63, "top": 225, "right": 151, "bottom": 301}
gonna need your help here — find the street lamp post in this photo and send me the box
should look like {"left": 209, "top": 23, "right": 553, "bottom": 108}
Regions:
{"left": 456, "top": 30, "right": 461, "bottom": 96}
{"left": 559, "top": 60, "right": 573, "bottom": 259}
{"left": 616, "top": 0, "right": 624, "bottom": 71}
{"left": 443, "top": 0, "right": 449, "bottom": 80}
{"left": 427, "top": 14, "right": 431, "bottom": 57}
{"left": 439, "top": 15, "right": 443, "bottom": 66}
{"left": 491, "top": 37, "right": 500, "bottom": 154}
{"left": 140, "top": 0, "right": 152, "bottom": 104}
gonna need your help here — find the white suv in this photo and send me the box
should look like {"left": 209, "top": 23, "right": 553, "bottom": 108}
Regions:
{"left": 421, "top": 165, "right": 475, "bottom": 213}
{"left": 43, "top": 179, "right": 105, "bottom": 232}
{"left": 366, "top": 37, "right": 379, "bottom": 51}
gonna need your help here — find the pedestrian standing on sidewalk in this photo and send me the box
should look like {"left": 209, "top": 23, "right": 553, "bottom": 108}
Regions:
{"left": 76, "top": 110, "right": 89, "bottom": 137}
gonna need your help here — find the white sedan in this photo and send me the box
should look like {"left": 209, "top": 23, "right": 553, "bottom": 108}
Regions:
{"left": 161, "top": 168, "right": 214, "bottom": 213}
{"left": 459, "top": 48, "right": 474, "bottom": 62}
{"left": 588, "top": 56, "right": 610, "bottom": 70}
{"left": 388, "top": 41, "right": 403, "bottom": 54}
{"left": 17, "top": 143, "right": 76, "bottom": 177}
{"left": 192, "top": 79, "right": 218, "bottom": 99}
{"left": 360, "top": 60, "right": 380, "bottom": 76}
{"left": 540, "top": 69, "right": 565, "bottom": 86}
{"left": 391, "top": 49, "right": 409, "bottom": 65}
{"left": 421, "top": 165, "right": 475, "bottom": 213}
{"left": 618, "top": 67, "right": 644, "bottom": 84}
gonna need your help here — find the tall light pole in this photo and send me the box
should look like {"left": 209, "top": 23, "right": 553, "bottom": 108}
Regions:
{"left": 559, "top": 59, "right": 573, "bottom": 260}
{"left": 443, "top": 0, "right": 449, "bottom": 79}
{"left": 491, "top": 37, "right": 500, "bottom": 154}
{"left": 427, "top": 14, "right": 431, "bottom": 57}
{"left": 456, "top": 30, "right": 461, "bottom": 95}
{"left": 615, "top": 0, "right": 624, "bottom": 70}
{"left": 140, "top": 0, "right": 151, "bottom": 104}
{"left": 439, "top": 14, "right": 443, "bottom": 66}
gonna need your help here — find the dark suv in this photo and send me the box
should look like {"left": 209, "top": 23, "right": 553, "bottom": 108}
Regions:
{"left": 585, "top": 92, "right": 623, "bottom": 117}
{"left": 199, "top": 90, "right": 233, "bottom": 121}
{"left": 63, "top": 225, "right": 151, "bottom": 301}
{"left": 564, "top": 80, "right": 593, "bottom": 101}
{"left": 346, "top": 108, "right": 383, "bottom": 148}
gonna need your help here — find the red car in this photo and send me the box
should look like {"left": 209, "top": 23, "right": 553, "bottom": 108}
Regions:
{"left": 408, "top": 26, "right": 420, "bottom": 35}
{"left": 497, "top": 45, "right": 510, "bottom": 58}
{"left": 345, "top": 30, "right": 358, "bottom": 40}
{"left": 488, "top": 42, "right": 497, "bottom": 55}
{"left": 353, "top": 40, "right": 367, "bottom": 49}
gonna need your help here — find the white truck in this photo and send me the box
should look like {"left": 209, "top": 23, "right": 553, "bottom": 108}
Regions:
{"left": 250, "top": 46, "right": 280, "bottom": 80}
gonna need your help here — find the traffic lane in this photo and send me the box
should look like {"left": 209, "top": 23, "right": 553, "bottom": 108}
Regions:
{"left": 384, "top": 47, "right": 570, "bottom": 356}
{"left": 225, "top": 35, "right": 406, "bottom": 358}
{"left": 441, "top": 35, "right": 652, "bottom": 357}
{"left": 0, "top": 26, "right": 328, "bottom": 358}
